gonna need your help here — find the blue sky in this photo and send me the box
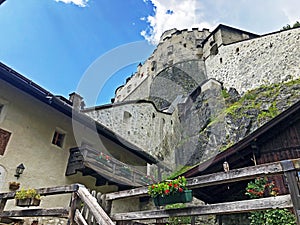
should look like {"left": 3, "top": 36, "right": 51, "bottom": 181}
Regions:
{"left": 0, "top": 0, "right": 299, "bottom": 106}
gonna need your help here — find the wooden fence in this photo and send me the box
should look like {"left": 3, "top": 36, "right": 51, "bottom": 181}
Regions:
{"left": 0, "top": 184, "right": 114, "bottom": 225}
{"left": 104, "top": 158, "right": 300, "bottom": 224}
{"left": 0, "top": 158, "right": 300, "bottom": 225}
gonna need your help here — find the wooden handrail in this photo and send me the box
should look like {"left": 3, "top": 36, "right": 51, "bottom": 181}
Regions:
{"left": 104, "top": 158, "right": 300, "bottom": 201}
{"left": 0, "top": 183, "right": 114, "bottom": 225}
{"left": 112, "top": 195, "right": 293, "bottom": 221}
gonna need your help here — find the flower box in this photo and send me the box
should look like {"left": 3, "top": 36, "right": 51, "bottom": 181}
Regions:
{"left": 15, "top": 198, "right": 41, "bottom": 207}
{"left": 153, "top": 190, "right": 192, "bottom": 206}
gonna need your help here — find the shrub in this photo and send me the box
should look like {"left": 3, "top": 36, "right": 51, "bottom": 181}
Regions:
{"left": 245, "top": 177, "right": 296, "bottom": 225}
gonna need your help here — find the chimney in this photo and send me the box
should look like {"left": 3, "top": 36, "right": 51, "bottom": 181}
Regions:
{"left": 69, "top": 92, "right": 85, "bottom": 111}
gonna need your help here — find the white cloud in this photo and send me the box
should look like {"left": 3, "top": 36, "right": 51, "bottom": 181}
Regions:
{"left": 280, "top": 0, "right": 300, "bottom": 24}
{"left": 55, "top": 0, "right": 89, "bottom": 7}
{"left": 141, "top": 0, "right": 300, "bottom": 44}
{"left": 141, "top": 0, "right": 213, "bottom": 44}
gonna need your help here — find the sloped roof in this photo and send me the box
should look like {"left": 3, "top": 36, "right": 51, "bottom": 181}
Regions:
{"left": 0, "top": 62, "right": 157, "bottom": 164}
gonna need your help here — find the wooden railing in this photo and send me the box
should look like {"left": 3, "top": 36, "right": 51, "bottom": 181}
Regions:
{"left": 0, "top": 184, "right": 114, "bottom": 225}
{"left": 1, "top": 159, "right": 300, "bottom": 225}
{"left": 103, "top": 158, "right": 300, "bottom": 224}
{"left": 66, "top": 146, "right": 155, "bottom": 187}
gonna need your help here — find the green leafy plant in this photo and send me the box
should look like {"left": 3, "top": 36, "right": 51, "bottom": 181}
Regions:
{"left": 166, "top": 203, "right": 191, "bottom": 225}
{"left": 15, "top": 188, "right": 41, "bottom": 200}
{"left": 148, "top": 176, "right": 187, "bottom": 198}
{"left": 245, "top": 177, "right": 296, "bottom": 225}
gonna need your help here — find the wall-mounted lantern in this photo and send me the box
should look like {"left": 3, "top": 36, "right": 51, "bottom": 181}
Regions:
{"left": 14, "top": 163, "right": 25, "bottom": 179}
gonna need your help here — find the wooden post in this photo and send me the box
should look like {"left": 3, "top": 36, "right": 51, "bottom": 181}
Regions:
{"left": 0, "top": 199, "right": 7, "bottom": 212}
{"left": 68, "top": 192, "right": 79, "bottom": 225}
{"left": 191, "top": 216, "right": 196, "bottom": 225}
{"left": 281, "top": 160, "right": 300, "bottom": 225}
{"left": 77, "top": 186, "right": 115, "bottom": 225}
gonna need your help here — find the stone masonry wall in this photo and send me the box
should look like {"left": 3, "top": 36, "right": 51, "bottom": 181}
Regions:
{"left": 85, "top": 102, "right": 180, "bottom": 169}
{"left": 115, "top": 28, "right": 210, "bottom": 103}
{"left": 149, "top": 60, "right": 207, "bottom": 108}
{"left": 205, "top": 27, "right": 300, "bottom": 94}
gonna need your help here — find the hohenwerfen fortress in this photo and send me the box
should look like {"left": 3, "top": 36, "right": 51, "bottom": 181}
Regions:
{"left": 84, "top": 24, "right": 300, "bottom": 174}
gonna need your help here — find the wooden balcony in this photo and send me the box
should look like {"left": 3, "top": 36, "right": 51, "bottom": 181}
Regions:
{"left": 65, "top": 146, "right": 155, "bottom": 188}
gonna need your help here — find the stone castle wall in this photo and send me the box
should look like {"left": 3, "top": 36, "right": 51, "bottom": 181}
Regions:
{"left": 88, "top": 25, "right": 300, "bottom": 171}
{"left": 115, "top": 28, "right": 210, "bottom": 103}
{"left": 205, "top": 27, "right": 300, "bottom": 94}
{"left": 84, "top": 101, "right": 180, "bottom": 168}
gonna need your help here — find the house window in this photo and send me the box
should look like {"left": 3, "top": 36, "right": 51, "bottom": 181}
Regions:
{"left": 0, "top": 128, "right": 11, "bottom": 155}
{"left": 52, "top": 130, "right": 65, "bottom": 148}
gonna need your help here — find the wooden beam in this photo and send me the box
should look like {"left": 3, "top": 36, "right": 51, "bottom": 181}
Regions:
{"left": 77, "top": 186, "right": 115, "bottom": 225}
{"left": 187, "top": 160, "right": 284, "bottom": 189}
{"left": 105, "top": 187, "right": 148, "bottom": 201}
{"left": 0, "top": 184, "right": 80, "bottom": 200}
{"left": 112, "top": 194, "right": 293, "bottom": 221}
{"left": 0, "top": 208, "right": 69, "bottom": 218}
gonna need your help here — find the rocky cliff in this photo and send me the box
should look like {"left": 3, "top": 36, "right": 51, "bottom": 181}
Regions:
{"left": 176, "top": 78, "right": 300, "bottom": 166}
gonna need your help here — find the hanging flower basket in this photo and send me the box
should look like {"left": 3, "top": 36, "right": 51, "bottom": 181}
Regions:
{"left": 9, "top": 182, "right": 20, "bottom": 191}
{"left": 153, "top": 190, "right": 192, "bottom": 206}
{"left": 148, "top": 176, "right": 193, "bottom": 206}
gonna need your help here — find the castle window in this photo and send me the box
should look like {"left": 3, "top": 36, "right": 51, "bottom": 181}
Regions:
{"left": 151, "top": 61, "right": 157, "bottom": 71}
{"left": 209, "top": 40, "right": 215, "bottom": 46}
{"left": 236, "top": 47, "right": 240, "bottom": 53}
{"left": 210, "top": 44, "right": 218, "bottom": 55}
{"left": 52, "top": 129, "right": 66, "bottom": 148}
{"left": 183, "top": 43, "right": 187, "bottom": 48}
{"left": 167, "top": 45, "right": 173, "bottom": 55}
{"left": 0, "top": 128, "right": 11, "bottom": 155}
{"left": 220, "top": 58, "right": 223, "bottom": 64}
{"left": 195, "top": 39, "right": 202, "bottom": 48}
{"left": 123, "top": 111, "right": 132, "bottom": 123}
{"left": 127, "top": 84, "right": 132, "bottom": 93}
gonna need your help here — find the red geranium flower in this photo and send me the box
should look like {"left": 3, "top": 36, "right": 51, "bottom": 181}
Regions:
{"left": 178, "top": 188, "right": 183, "bottom": 192}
